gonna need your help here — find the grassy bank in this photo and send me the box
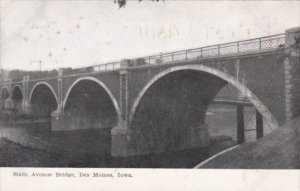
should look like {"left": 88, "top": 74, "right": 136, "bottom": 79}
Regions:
{"left": 199, "top": 117, "right": 300, "bottom": 169}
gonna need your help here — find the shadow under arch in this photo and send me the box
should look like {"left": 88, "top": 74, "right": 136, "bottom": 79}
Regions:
{"left": 11, "top": 85, "right": 23, "bottom": 99}
{"left": 63, "top": 76, "right": 122, "bottom": 124}
{"left": 129, "top": 64, "right": 279, "bottom": 130}
{"left": 0, "top": 86, "right": 10, "bottom": 99}
{"left": 29, "top": 82, "right": 58, "bottom": 118}
{"left": 29, "top": 82, "right": 58, "bottom": 104}
{"left": 0, "top": 86, "right": 10, "bottom": 109}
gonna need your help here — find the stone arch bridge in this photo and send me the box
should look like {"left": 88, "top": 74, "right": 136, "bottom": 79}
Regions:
{"left": 1, "top": 27, "right": 299, "bottom": 157}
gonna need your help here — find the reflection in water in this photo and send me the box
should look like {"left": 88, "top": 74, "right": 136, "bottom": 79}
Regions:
{"left": 0, "top": 105, "right": 270, "bottom": 168}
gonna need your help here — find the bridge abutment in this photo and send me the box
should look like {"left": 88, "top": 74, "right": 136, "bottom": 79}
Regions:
{"left": 284, "top": 27, "right": 300, "bottom": 120}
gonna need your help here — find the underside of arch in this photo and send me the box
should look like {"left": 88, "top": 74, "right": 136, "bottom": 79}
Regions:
{"left": 61, "top": 77, "right": 120, "bottom": 131}
{"left": 30, "top": 83, "right": 58, "bottom": 118}
{"left": 127, "top": 64, "right": 279, "bottom": 154}
{"left": 11, "top": 86, "right": 23, "bottom": 112}
{"left": 0, "top": 87, "right": 10, "bottom": 109}
{"left": 130, "top": 65, "right": 279, "bottom": 129}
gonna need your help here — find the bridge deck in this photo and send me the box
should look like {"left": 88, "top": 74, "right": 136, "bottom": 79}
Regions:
{"left": 0, "top": 33, "right": 285, "bottom": 85}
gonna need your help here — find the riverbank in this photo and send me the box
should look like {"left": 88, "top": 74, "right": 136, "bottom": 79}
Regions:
{"left": 0, "top": 136, "right": 236, "bottom": 168}
{"left": 197, "top": 116, "right": 300, "bottom": 169}
{"left": 0, "top": 138, "right": 61, "bottom": 167}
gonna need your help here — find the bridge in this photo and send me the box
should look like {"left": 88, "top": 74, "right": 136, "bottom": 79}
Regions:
{"left": 0, "top": 27, "right": 299, "bottom": 157}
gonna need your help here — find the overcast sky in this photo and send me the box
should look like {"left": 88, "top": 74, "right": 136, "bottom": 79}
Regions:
{"left": 0, "top": 0, "right": 299, "bottom": 71}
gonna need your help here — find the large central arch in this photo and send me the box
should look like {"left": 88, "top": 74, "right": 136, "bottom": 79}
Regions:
{"left": 62, "top": 77, "right": 121, "bottom": 130}
{"left": 128, "top": 64, "right": 279, "bottom": 154}
{"left": 130, "top": 64, "right": 279, "bottom": 129}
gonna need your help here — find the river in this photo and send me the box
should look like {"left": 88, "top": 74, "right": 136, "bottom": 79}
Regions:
{"left": 0, "top": 104, "right": 272, "bottom": 168}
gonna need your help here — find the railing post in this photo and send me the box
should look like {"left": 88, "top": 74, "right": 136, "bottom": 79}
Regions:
{"left": 186, "top": 50, "right": 188, "bottom": 60}
{"left": 172, "top": 53, "right": 174, "bottom": 62}
{"left": 217, "top": 45, "right": 220, "bottom": 55}
{"left": 200, "top": 48, "right": 203, "bottom": 58}
{"left": 237, "top": 41, "right": 240, "bottom": 53}
{"left": 148, "top": 57, "right": 151, "bottom": 65}
{"left": 259, "top": 38, "right": 262, "bottom": 50}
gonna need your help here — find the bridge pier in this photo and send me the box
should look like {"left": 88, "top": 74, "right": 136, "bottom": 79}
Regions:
{"left": 237, "top": 105, "right": 245, "bottom": 144}
{"left": 111, "top": 64, "right": 133, "bottom": 157}
{"left": 180, "top": 124, "right": 210, "bottom": 150}
{"left": 51, "top": 108, "right": 65, "bottom": 131}
{"left": 51, "top": 70, "right": 65, "bottom": 131}
{"left": 111, "top": 125, "right": 132, "bottom": 157}
{"left": 256, "top": 109, "right": 264, "bottom": 139}
{"left": 4, "top": 97, "right": 14, "bottom": 111}
{"left": 21, "top": 76, "right": 31, "bottom": 115}
{"left": 21, "top": 99, "right": 32, "bottom": 115}
{"left": 111, "top": 123, "right": 210, "bottom": 157}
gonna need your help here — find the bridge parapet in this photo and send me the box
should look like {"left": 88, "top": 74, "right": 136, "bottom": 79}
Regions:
{"left": 0, "top": 33, "right": 286, "bottom": 85}
{"left": 11, "top": 78, "right": 23, "bottom": 83}
{"left": 22, "top": 33, "right": 282, "bottom": 83}
{"left": 28, "top": 71, "right": 58, "bottom": 81}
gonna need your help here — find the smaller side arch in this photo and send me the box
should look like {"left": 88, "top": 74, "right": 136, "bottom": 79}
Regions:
{"left": 11, "top": 84, "right": 23, "bottom": 99}
{"left": 63, "top": 76, "right": 122, "bottom": 123}
{"left": 0, "top": 86, "right": 10, "bottom": 99}
{"left": 29, "top": 82, "right": 59, "bottom": 104}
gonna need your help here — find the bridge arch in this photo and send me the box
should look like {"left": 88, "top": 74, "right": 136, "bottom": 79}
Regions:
{"left": 0, "top": 86, "right": 10, "bottom": 99}
{"left": 129, "top": 64, "right": 279, "bottom": 130}
{"left": 63, "top": 76, "right": 121, "bottom": 126}
{"left": 0, "top": 86, "right": 10, "bottom": 109}
{"left": 29, "top": 82, "right": 58, "bottom": 118}
{"left": 29, "top": 82, "right": 58, "bottom": 104}
{"left": 11, "top": 85, "right": 23, "bottom": 99}
{"left": 11, "top": 85, "right": 23, "bottom": 112}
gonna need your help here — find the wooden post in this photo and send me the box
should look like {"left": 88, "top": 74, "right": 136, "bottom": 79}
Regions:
{"left": 256, "top": 109, "right": 264, "bottom": 139}
{"left": 237, "top": 104, "right": 245, "bottom": 144}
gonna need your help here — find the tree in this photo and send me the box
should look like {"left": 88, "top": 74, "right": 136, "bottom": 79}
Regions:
{"left": 114, "top": 0, "right": 164, "bottom": 9}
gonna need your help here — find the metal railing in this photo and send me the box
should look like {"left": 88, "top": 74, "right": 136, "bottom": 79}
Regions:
{"left": 78, "top": 33, "right": 285, "bottom": 73}
{"left": 1, "top": 33, "right": 285, "bottom": 83}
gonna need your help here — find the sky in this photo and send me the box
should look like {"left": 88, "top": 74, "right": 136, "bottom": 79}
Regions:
{"left": 0, "top": 0, "right": 300, "bottom": 71}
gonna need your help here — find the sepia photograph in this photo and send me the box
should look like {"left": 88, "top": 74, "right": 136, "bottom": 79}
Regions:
{"left": 0, "top": 0, "right": 299, "bottom": 190}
